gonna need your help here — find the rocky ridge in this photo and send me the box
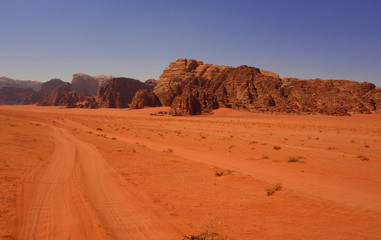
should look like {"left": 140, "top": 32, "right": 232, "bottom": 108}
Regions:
{"left": 130, "top": 89, "right": 161, "bottom": 109}
{"left": 0, "top": 77, "right": 42, "bottom": 91}
{"left": 153, "top": 58, "right": 381, "bottom": 116}
{"left": 38, "top": 83, "right": 97, "bottom": 108}
{"left": 97, "top": 77, "right": 147, "bottom": 108}
{"left": 0, "top": 87, "right": 37, "bottom": 105}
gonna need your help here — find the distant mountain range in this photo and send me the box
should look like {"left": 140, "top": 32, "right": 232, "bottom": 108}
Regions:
{"left": 0, "top": 76, "right": 43, "bottom": 91}
{"left": 1, "top": 59, "right": 380, "bottom": 116}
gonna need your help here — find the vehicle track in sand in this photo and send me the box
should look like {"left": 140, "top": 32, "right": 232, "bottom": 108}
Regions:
{"left": 58, "top": 118, "right": 381, "bottom": 211}
{"left": 16, "top": 124, "right": 183, "bottom": 240}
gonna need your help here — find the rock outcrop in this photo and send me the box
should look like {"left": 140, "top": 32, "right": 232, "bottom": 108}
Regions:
{"left": 0, "top": 77, "right": 42, "bottom": 91}
{"left": 21, "top": 93, "right": 41, "bottom": 105}
{"left": 38, "top": 83, "right": 93, "bottom": 107}
{"left": 154, "top": 58, "right": 381, "bottom": 116}
{"left": 144, "top": 79, "right": 158, "bottom": 91}
{"left": 130, "top": 89, "right": 161, "bottom": 109}
{"left": 97, "top": 77, "right": 147, "bottom": 108}
{"left": 0, "top": 87, "right": 37, "bottom": 105}
{"left": 38, "top": 78, "right": 66, "bottom": 97}
{"left": 94, "top": 75, "right": 113, "bottom": 89}
{"left": 71, "top": 74, "right": 99, "bottom": 95}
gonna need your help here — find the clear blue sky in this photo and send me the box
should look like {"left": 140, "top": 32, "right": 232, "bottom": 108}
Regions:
{"left": 1, "top": 0, "right": 380, "bottom": 86}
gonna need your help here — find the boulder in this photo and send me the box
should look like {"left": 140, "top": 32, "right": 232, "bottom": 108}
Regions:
{"left": 130, "top": 89, "right": 161, "bottom": 109}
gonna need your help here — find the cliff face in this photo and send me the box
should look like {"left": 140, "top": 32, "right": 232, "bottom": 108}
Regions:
{"left": 38, "top": 78, "right": 66, "bottom": 97}
{"left": 0, "top": 77, "right": 42, "bottom": 91}
{"left": 144, "top": 79, "right": 158, "bottom": 91}
{"left": 38, "top": 83, "right": 92, "bottom": 107}
{"left": 130, "top": 89, "right": 161, "bottom": 109}
{"left": 97, "top": 77, "right": 147, "bottom": 108}
{"left": 0, "top": 87, "right": 37, "bottom": 105}
{"left": 154, "top": 58, "right": 381, "bottom": 116}
{"left": 71, "top": 74, "right": 99, "bottom": 95}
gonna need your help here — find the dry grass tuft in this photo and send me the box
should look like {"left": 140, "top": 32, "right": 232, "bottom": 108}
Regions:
{"left": 266, "top": 183, "right": 283, "bottom": 196}
{"left": 288, "top": 156, "right": 305, "bottom": 163}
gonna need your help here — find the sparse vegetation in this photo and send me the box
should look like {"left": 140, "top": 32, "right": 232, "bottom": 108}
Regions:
{"left": 96, "top": 128, "right": 103, "bottom": 131}
{"left": 262, "top": 154, "right": 269, "bottom": 159}
{"left": 328, "top": 146, "right": 336, "bottom": 150}
{"left": 249, "top": 141, "right": 258, "bottom": 144}
{"left": 183, "top": 224, "right": 226, "bottom": 240}
{"left": 357, "top": 154, "right": 369, "bottom": 161}
{"left": 288, "top": 156, "right": 305, "bottom": 163}
{"left": 273, "top": 145, "right": 281, "bottom": 150}
{"left": 266, "top": 183, "right": 283, "bottom": 196}
{"left": 228, "top": 145, "right": 235, "bottom": 149}
{"left": 167, "top": 148, "right": 173, "bottom": 153}
{"left": 364, "top": 145, "right": 369, "bottom": 148}
{"left": 112, "top": 137, "right": 117, "bottom": 140}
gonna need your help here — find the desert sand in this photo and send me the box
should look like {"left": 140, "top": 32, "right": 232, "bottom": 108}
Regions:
{"left": 0, "top": 105, "right": 380, "bottom": 239}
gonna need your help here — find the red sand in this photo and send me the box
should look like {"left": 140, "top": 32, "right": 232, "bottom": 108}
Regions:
{"left": 0, "top": 105, "right": 380, "bottom": 239}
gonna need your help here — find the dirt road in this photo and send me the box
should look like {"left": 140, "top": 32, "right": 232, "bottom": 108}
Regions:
{"left": 16, "top": 125, "right": 182, "bottom": 240}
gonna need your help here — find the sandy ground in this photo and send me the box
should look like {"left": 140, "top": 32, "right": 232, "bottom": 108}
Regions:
{"left": 0, "top": 105, "right": 380, "bottom": 240}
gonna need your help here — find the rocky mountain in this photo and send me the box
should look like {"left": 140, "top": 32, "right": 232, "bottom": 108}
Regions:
{"left": 0, "top": 77, "right": 42, "bottom": 91}
{"left": 154, "top": 58, "right": 381, "bottom": 116}
{"left": 38, "top": 83, "right": 96, "bottom": 108}
{"left": 0, "top": 87, "right": 37, "bottom": 105}
{"left": 130, "top": 89, "right": 161, "bottom": 109}
{"left": 38, "top": 78, "right": 66, "bottom": 97}
{"left": 21, "top": 93, "right": 41, "bottom": 105}
{"left": 97, "top": 77, "right": 147, "bottom": 108}
{"left": 94, "top": 75, "right": 113, "bottom": 88}
{"left": 144, "top": 79, "right": 158, "bottom": 91}
{"left": 71, "top": 74, "right": 99, "bottom": 95}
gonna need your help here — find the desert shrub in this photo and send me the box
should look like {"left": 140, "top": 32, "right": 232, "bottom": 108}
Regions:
{"left": 96, "top": 128, "right": 103, "bottom": 131}
{"left": 183, "top": 225, "right": 226, "bottom": 240}
{"left": 273, "top": 145, "right": 281, "bottom": 150}
{"left": 262, "top": 154, "right": 269, "bottom": 159}
{"left": 288, "top": 156, "right": 305, "bottom": 163}
{"left": 266, "top": 183, "right": 283, "bottom": 196}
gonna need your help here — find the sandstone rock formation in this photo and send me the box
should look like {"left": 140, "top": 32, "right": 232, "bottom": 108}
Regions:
{"left": 0, "top": 87, "right": 37, "bottom": 105}
{"left": 97, "top": 77, "right": 147, "bottom": 108}
{"left": 94, "top": 75, "right": 113, "bottom": 89}
{"left": 144, "top": 79, "right": 158, "bottom": 91}
{"left": 0, "top": 77, "right": 42, "bottom": 91}
{"left": 38, "top": 83, "right": 93, "bottom": 107}
{"left": 130, "top": 89, "right": 161, "bottom": 109}
{"left": 21, "top": 93, "right": 41, "bottom": 105}
{"left": 154, "top": 58, "right": 381, "bottom": 116}
{"left": 38, "top": 78, "right": 66, "bottom": 97}
{"left": 71, "top": 74, "right": 99, "bottom": 95}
